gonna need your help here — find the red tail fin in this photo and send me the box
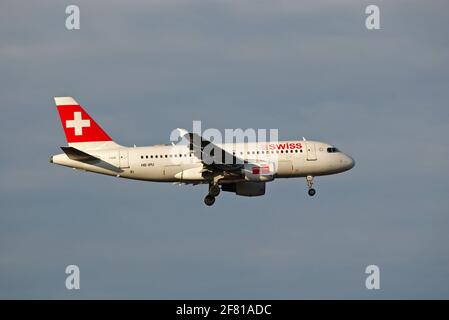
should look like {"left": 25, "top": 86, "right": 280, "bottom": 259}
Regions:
{"left": 55, "top": 97, "right": 112, "bottom": 143}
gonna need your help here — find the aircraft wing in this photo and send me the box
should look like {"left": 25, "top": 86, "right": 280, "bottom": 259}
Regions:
{"left": 183, "top": 132, "right": 245, "bottom": 172}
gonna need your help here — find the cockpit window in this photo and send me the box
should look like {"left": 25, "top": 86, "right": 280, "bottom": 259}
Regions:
{"left": 327, "top": 147, "right": 340, "bottom": 153}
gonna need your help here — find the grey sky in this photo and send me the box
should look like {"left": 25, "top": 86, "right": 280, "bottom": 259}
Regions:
{"left": 1, "top": 0, "right": 448, "bottom": 298}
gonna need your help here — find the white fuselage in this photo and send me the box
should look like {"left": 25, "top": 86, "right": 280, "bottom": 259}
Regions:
{"left": 51, "top": 140, "right": 355, "bottom": 183}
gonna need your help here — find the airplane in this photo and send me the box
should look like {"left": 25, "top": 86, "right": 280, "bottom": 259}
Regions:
{"left": 50, "top": 97, "right": 355, "bottom": 206}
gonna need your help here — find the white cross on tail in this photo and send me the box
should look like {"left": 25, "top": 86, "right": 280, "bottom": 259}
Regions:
{"left": 66, "top": 112, "right": 91, "bottom": 136}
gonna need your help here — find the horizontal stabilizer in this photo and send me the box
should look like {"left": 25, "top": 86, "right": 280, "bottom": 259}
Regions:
{"left": 61, "top": 146, "right": 99, "bottom": 162}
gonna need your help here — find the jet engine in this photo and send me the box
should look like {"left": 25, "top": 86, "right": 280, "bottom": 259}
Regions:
{"left": 241, "top": 161, "right": 275, "bottom": 182}
{"left": 222, "top": 181, "right": 266, "bottom": 197}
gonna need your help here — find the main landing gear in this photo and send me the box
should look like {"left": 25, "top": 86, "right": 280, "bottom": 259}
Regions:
{"left": 204, "top": 183, "right": 221, "bottom": 206}
{"left": 306, "top": 175, "right": 316, "bottom": 197}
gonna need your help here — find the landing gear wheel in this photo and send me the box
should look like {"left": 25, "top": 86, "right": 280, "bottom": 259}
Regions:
{"left": 204, "top": 195, "right": 216, "bottom": 206}
{"left": 209, "top": 185, "right": 221, "bottom": 197}
{"left": 306, "top": 175, "right": 316, "bottom": 197}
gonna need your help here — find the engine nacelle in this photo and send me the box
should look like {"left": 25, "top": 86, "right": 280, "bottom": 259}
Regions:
{"left": 222, "top": 182, "right": 266, "bottom": 197}
{"left": 242, "top": 161, "right": 275, "bottom": 182}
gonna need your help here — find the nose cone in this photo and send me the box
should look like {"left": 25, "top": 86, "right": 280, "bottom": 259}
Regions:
{"left": 344, "top": 154, "right": 355, "bottom": 170}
